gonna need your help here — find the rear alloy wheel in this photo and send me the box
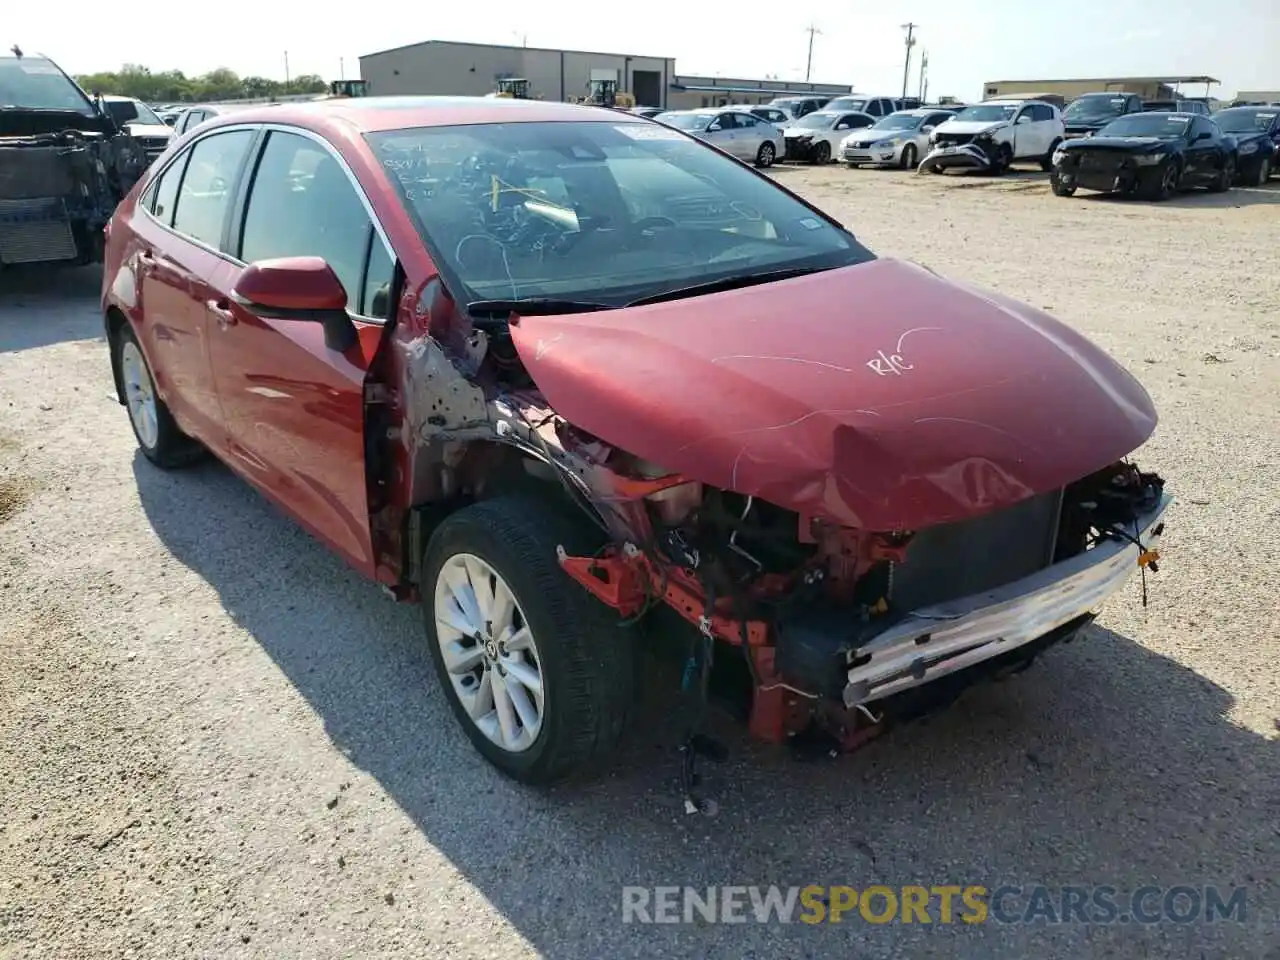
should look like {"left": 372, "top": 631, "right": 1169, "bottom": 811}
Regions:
{"left": 755, "top": 141, "right": 775, "bottom": 167}
{"left": 422, "top": 498, "right": 635, "bottom": 784}
{"left": 114, "top": 323, "right": 204, "bottom": 469}
{"left": 812, "top": 141, "right": 831, "bottom": 164}
{"left": 1040, "top": 139, "right": 1062, "bottom": 172}
{"left": 899, "top": 143, "right": 918, "bottom": 169}
{"left": 1209, "top": 156, "right": 1235, "bottom": 192}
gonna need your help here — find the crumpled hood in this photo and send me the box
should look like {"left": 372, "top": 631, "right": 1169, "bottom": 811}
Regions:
{"left": 1066, "top": 136, "right": 1169, "bottom": 152}
{"left": 508, "top": 258, "right": 1157, "bottom": 531}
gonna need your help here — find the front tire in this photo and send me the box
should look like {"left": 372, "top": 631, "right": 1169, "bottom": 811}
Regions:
{"left": 1253, "top": 155, "right": 1272, "bottom": 186}
{"left": 755, "top": 141, "right": 775, "bottom": 168}
{"left": 421, "top": 497, "right": 635, "bottom": 785}
{"left": 1209, "top": 156, "right": 1235, "bottom": 192}
{"left": 811, "top": 141, "right": 831, "bottom": 164}
{"left": 113, "top": 323, "right": 204, "bottom": 468}
{"left": 1144, "top": 160, "right": 1181, "bottom": 201}
{"left": 1050, "top": 170, "right": 1077, "bottom": 196}
{"left": 899, "top": 143, "right": 918, "bottom": 169}
{"left": 991, "top": 143, "right": 1013, "bottom": 175}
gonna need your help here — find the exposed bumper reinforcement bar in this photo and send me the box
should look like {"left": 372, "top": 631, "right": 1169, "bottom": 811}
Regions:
{"left": 843, "top": 493, "right": 1172, "bottom": 707}
{"left": 918, "top": 143, "right": 996, "bottom": 172}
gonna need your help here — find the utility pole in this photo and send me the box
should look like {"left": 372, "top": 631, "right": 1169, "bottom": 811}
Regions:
{"left": 900, "top": 23, "right": 918, "bottom": 99}
{"left": 339, "top": 57, "right": 345, "bottom": 80}
{"left": 804, "top": 24, "right": 822, "bottom": 83}
{"left": 917, "top": 49, "right": 928, "bottom": 100}
{"left": 283, "top": 50, "right": 291, "bottom": 87}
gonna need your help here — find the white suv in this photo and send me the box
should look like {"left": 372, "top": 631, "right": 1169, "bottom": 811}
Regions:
{"left": 919, "top": 99, "right": 1065, "bottom": 175}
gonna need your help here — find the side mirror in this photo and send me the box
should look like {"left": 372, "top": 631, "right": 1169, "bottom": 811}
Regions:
{"left": 707, "top": 122, "right": 722, "bottom": 132}
{"left": 232, "top": 256, "right": 358, "bottom": 353}
{"left": 1016, "top": 114, "right": 1032, "bottom": 124}
{"left": 1193, "top": 130, "right": 1212, "bottom": 142}
{"left": 921, "top": 124, "right": 935, "bottom": 134}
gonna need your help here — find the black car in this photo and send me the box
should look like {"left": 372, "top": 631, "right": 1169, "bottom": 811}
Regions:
{"left": 0, "top": 51, "right": 146, "bottom": 267}
{"left": 1211, "top": 105, "right": 1279, "bottom": 185}
{"left": 1050, "top": 112, "right": 1237, "bottom": 201}
{"left": 1061, "top": 92, "right": 1145, "bottom": 139}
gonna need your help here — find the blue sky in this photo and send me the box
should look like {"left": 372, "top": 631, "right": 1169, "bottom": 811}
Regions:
{"left": 10, "top": 0, "right": 1277, "bottom": 99}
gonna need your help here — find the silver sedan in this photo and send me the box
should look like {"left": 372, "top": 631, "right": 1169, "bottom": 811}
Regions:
{"left": 653, "top": 108, "right": 783, "bottom": 167}
{"left": 841, "top": 108, "right": 957, "bottom": 169}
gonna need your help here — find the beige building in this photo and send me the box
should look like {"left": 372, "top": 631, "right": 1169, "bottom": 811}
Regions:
{"left": 982, "top": 75, "right": 1220, "bottom": 103}
{"left": 1234, "top": 90, "right": 1280, "bottom": 103}
{"left": 358, "top": 40, "right": 850, "bottom": 110}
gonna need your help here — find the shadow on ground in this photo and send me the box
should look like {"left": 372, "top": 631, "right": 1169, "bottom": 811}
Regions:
{"left": 134, "top": 454, "right": 1279, "bottom": 959}
{"left": 0, "top": 264, "right": 104, "bottom": 353}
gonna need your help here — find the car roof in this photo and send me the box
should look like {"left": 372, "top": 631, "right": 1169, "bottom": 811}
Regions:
{"left": 102, "top": 94, "right": 139, "bottom": 103}
{"left": 194, "top": 96, "right": 626, "bottom": 134}
{"left": 893, "top": 108, "right": 952, "bottom": 116}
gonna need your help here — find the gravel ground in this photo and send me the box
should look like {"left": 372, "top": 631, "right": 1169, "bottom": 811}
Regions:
{"left": 1, "top": 167, "right": 1278, "bottom": 960}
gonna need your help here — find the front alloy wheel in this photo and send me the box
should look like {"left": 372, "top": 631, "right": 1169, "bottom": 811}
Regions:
{"left": 755, "top": 141, "right": 775, "bottom": 167}
{"left": 434, "top": 553, "right": 545, "bottom": 753}
{"left": 1210, "top": 156, "right": 1235, "bottom": 192}
{"left": 421, "top": 498, "right": 635, "bottom": 784}
{"left": 1255, "top": 155, "right": 1272, "bottom": 186}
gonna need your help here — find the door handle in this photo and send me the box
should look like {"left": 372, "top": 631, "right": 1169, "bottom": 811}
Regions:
{"left": 207, "top": 298, "right": 237, "bottom": 328}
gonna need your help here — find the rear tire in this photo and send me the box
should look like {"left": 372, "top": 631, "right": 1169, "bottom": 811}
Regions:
{"left": 421, "top": 497, "right": 635, "bottom": 785}
{"left": 113, "top": 323, "right": 205, "bottom": 469}
{"left": 1040, "top": 138, "right": 1062, "bottom": 172}
{"left": 755, "top": 141, "right": 775, "bottom": 168}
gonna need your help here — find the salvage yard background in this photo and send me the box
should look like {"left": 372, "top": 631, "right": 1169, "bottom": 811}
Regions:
{"left": 1, "top": 168, "right": 1277, "bottom": 959}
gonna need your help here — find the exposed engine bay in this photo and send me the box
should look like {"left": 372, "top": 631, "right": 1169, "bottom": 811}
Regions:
{"left": 1, "top": 52, "right": 145, "bottom": 266}
{"left": 390, "top": 298, "right": 1169, "bottom": 767}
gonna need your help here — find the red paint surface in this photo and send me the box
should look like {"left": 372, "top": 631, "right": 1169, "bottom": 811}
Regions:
{"left": 510, "top": 258, "right": 1158, "bottom": 531}
{"left": 232, "top": 256, "right": 349, "bottom": 311}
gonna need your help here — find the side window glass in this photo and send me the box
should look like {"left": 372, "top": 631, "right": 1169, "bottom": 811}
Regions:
{"left": 737, "top": 113, "right": 757, "bottom": 127}
{"left": 717, "top": 113, "right": 738, "bottom": 130}
{"left": 148, "top": 153, "right": 189, "bottom": 226}
{"left": 239, "top": 131, "right": 374, "bottom": 308}
{"left": 171, "top": 130, "right": 253, "bottom": 248}
{"left": 362, "top": 232, "right": 395, "bottom": 319}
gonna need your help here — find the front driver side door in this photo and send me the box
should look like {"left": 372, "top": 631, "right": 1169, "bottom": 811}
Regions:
{"left": 206, "top": 128, "right": 397, "bottom": 575}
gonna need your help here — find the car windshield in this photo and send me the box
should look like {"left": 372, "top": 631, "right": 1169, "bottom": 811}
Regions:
{"left": 953, "top": 104, "right": 1018, "bottom": 122}
{"left": 826, "top": 98, "right": 868, "bottom": 112}
{"left": 871, "top": 113, "right": 923, "bottom": 131}
{"left": 0, "top": 56, "right": 95, "bottom": 115}
{"left": 105, "top": 98, "right": 164, "bottom": 126}
{"left": 657, "top": 112, "right": 712, "bottom": 131}
{"left": 369, "top": 120, "right": 873, "bottom": 306}
{"left": 1143, "top": 102, "right": 1178, "bottom": 112}
{"left": 793, "top": 113, "right": 838, "bottom": 130}
{"left": 1097, "top": 114, "right": 1191, "bottom": 139}
{"left": 1213, "top": 108, "right": 1277, "bottom": 133}
{"left": 1064, "top": 95, "right": 1130, "bottom": 121}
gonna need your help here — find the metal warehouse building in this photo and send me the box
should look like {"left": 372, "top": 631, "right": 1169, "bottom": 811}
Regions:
{"left": 982, "top": 75, "right": 1220, "bottom": 102}
{"left": 358, "top": 40, "right": 849, "bottom": 111}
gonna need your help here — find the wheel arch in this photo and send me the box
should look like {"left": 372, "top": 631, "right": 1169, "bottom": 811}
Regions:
{"left": 105, "top": 306, "right": 130, "bottom": 405}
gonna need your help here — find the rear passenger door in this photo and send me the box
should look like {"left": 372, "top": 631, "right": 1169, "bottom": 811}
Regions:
{"left": 131, "top": 128, "right": 256, "bottom": 443}
{"left": 206, "top": 128, "right": 397, "bottom": 574}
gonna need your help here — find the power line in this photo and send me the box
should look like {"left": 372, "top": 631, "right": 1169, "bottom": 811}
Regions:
{"left": 900, "top": 23, "right": 918, "bottom": 99}
{"left": 804, "top": 24, "right": 823, "bottom": 83}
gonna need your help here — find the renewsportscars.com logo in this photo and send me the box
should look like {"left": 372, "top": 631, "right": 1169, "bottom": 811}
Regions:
{"left": 621, "top": 885, "right": 1249, "bottom": 925}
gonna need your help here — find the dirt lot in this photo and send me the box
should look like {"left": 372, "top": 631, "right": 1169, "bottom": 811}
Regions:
{"left": 1, "top": 167, "right": 1277, "bottom": 960}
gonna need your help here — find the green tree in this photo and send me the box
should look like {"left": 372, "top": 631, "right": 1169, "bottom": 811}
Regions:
{"left": 73, "top": 64, "right": 331, "bottom": 103}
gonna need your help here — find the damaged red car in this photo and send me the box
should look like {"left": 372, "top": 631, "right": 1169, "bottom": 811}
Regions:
{"left": 102, "top": 97, "right": 1170, "bottom": 786}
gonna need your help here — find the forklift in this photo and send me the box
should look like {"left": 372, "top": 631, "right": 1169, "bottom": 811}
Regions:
{"left": 492, "top": 77, "right": 531, "bottom": 99}
{"left": 327, "top": 79, "right": 369, "bottom": 98}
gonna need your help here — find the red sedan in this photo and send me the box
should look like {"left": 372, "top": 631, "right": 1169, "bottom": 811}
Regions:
{"left": 102, "top": 97, "right": 1170, "bottom": 790}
